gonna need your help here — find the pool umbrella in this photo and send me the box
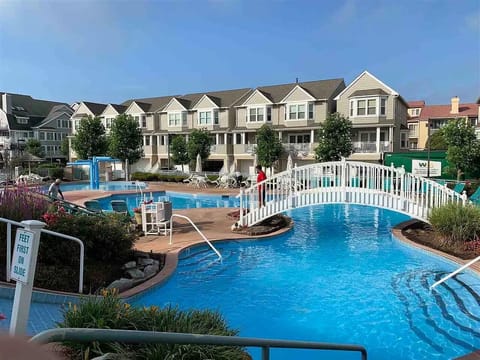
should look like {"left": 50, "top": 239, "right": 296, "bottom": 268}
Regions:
{"left": 286, "top": 153, "right": 293, "bottom": 172}
{"left": 195, "top": 153, "right": 202, "bottom": 173}
{"left": 252, "top": 153, "right": 257, "bottom": 175}
{"left": 229, "top": 160, "right": 236, "bottom": 174}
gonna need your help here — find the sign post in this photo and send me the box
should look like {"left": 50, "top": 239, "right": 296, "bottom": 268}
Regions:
{"left": 9, "top": 220, "right": 45, "bottom": 336}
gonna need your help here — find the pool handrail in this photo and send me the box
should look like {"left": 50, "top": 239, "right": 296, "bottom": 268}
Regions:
{"left": 430, "top": 255, "right": 480, "bottom": 290}
{"left": 169, "top": 214, "right": 222, "bottom": 260}
{"left": 30, "top": 327, "right": 367, "bottom": 360}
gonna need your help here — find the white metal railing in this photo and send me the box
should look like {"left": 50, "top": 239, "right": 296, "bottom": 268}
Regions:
{"left": 169, "top": 214, "right": 222, "bottom": 260}
{"left": 430, "top": 255, "right": 480, "bottom": 290}
{"left": 0, "top": 218, "right": 84, "bottom": 293}
{"left": 238, "top": 159, "right": 468, "bottom": 227}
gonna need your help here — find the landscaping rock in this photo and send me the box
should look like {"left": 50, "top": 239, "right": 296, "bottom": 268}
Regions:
{"left": 144, "top": 263, "right": 159, "bottom": 278}
{"left": 138, "top": 258, "right": 154, "bottom": 266}
{"left": 126, "top": 269, "right": 144, "bottom": 279}
{"left": 122, "top": 261, "right": 137, "bottom": 270}
{"left": 106, "top": 278, "right": 134, "bottom": 292}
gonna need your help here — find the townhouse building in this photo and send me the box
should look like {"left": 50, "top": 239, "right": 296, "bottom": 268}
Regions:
{"left": 407, "top": 96, "right": 479, "bottom": 150}
{"left": 68, "top": 71, "right": 413, "bottom": 175}
{"left": 334, "top": 71, "right": 410, "bottom": 162}
{"left": 0, "top": 92, "right": 73, "bottom": 163}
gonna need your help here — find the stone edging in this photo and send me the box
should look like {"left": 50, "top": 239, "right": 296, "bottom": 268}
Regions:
{"left": 392, "top": 219, "right": 480, "bottom": 275}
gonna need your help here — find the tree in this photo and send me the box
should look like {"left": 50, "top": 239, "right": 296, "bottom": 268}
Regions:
{"left": 186, "top": 129, "right": 212, "bottom": 166}
{"left": 428, "top": 128, "right": 447, "bottom": 150}
{"left": 108, "top": 114, "right": 143, "bottom": 181}
{"left": 255, "top": 124, "right": 283, "bottom": 169}
{"left": 60, "top": 137, "right": 69, "bottom": 158}
{"left": 442, "top": 118, "right": 480, "bottom": 180}
{"left": 314, "top": 112, "right": 353, "bottom": 162}
{"left": 25, "top": 139, "right": 44, "bottom": 158}
{"left": 71, "top": 116, "right": 108, "bottom": 159}
{"left": 170, "top": 135, "right": 189, "bottom": 172}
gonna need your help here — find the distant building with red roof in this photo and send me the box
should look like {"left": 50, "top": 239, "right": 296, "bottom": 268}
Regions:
{"left": 407, "top": 97, "right": 479, "bottom": 150}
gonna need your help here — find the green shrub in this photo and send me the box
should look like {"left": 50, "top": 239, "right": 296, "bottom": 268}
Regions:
{"left": 59, "top": 290, "right": 247, "bottom": 360}
{"left": 131, "top": 172, "right": 189, "bottom": 183}
{"left": 428, "top": 203, "right": 480, "bottom": 246}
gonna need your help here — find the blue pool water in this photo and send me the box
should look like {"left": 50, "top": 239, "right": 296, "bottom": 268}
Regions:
{"left": 58, "top": 181, "right": 147, "bottom": 192}
{"left": 96, "top": 191, "right": 239, "bottom": 213}
{"left": 1, "top": 203, "right": 479, "bottom": 360}
{"left": 130, "top": 204, "right": 480, "bottom": 360}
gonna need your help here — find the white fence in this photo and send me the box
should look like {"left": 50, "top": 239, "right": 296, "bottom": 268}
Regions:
{"left": 238, "top": 159, "right": 467, "bottom": 227}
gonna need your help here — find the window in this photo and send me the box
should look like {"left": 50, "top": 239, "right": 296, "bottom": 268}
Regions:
{"left": 408, "top": 124, "right": 418, "bottom": 137}
{"left": 400, "top": 132, "right": 408, "bottom": 149}
{"left": 214, "top": 110, "right": 219, "bottom": 125}
{"left": 47, "top": 132, "right": 54, "bottom": 140}
{"left": 141, "top": 115, "right": 146, "bottom": 128}
{"left": 308, "top": 103, "right": 314, "bottom": 119}
{"left": 39, "top": 132, "right": 45, "bottom": 140}
{"left": 199, "top": 111, "right": 212, "bottom": 125}
{"left": 57, "top": 120, "right": 61, "bottom": 128}
{"left": 350, "top": 97, "right": 387, "bottom": 117}
{"left": 145, "top": 136, "right": 150, "bottom": 146}
{"left": 16, "top": 117, "right": 28, "bottom": 124}
{"left": 357, "top": 100, "right": 366, "bottom": 116}
{"left": 267, "top": 107, "right": 272, "bottom": 121}
{"left": 168, "top": 112, "right": 187, "bottom": 126}
{"left": 249, "top": 107, "right": 264, "bottom": 122}
{"left": 367, "top": 99, "right": 376, "bottom": 115}
{"left": 288, "top": 134, "right": 310, "bottom": 143}
{"left": 105, "top": 118, "right": 114, "bottom": 129}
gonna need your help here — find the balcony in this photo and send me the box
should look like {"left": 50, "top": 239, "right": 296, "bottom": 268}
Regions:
{"left": 233, "top": 144, "right": 256, "bottom": 154}
{"left": 352, "top": 141, "right": 391, "bottom": 153}
{"left": 209, "top": 144, "right": 229, "bottom": 155}
{"left": 284, "top": 143, "right": 312, "bottom": 154}
{"left": 408, "top": 130, "right": 419, "bottom": 138}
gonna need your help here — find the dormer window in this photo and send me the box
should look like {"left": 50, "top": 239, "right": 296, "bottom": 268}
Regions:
{"left": 169, "top": 112, "right": 187, "bottom": 126}
{"left": 248, "top": 106, "right": 271, "bottom": 122}
{"left": 16, "top": 116, "right": 28, "bottom": 124}
{"left": 286, "top": 102, "right": 314, "bottom": 120}
{"left": 349, "top": 97, "right": 387, "bottom": 117}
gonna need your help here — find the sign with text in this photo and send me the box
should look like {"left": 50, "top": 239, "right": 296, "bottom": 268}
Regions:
{"left": 412, "top": 159, "right": 442, "bottom": 177}
{"left": 10, "top": 229, "right": 35, "bottom": 284}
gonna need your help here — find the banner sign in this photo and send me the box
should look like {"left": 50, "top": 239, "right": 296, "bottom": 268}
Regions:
{"left": 411, "top": 160, "right": 442, "bottom": 177}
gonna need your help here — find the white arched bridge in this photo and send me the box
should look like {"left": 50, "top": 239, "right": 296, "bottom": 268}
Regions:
{"left": 237, "top": 159, "right": 467, "bottom": 227}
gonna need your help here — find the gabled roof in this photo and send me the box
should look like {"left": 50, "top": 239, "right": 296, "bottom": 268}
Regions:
{"left": 111, "top": 104, "right": 128, "bottom": 113}
{"left": 417, "top": 103, "right": 478, "bottom": 120}
{"left": 0, "top": 92, "right": 67, "bottom": 117}
{"left": 82, "top": 101, "right": 108, "bottom": 115}
{"left": 122, "top": 95, "right": 179, "bottom": 113}
{"left": 334, "top": 71, "right": 398, "bottom": 100}
{"left": 35, "top": 104, "right": 74, "bottom": 128}
{"left": 407, "top": 100, "right": 425, "bottom": 108}
{"left": 256, "top": 78, "right": 345, "bottom": 103}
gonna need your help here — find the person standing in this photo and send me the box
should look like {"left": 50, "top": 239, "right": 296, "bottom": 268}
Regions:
{"left": 256, "top": 165, "right": 267, "bottom": 206}
{"left": 48, "top": 178, "right": 64, "bottom": 200}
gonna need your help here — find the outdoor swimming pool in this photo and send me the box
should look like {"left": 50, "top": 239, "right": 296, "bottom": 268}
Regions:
{"left": 130, "top": 204, "right": 480, "bottom": 360}
{"left": 58, "top": 181, "right": 147, "bottom": 192}
{"left": 0, "top": 203, "right": 478, "bottom": 359}
{"left": 96, "top": 191, "right": 239, "bottom": 213}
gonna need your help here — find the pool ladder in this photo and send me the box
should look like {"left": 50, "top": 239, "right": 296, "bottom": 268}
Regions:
{"left": 169, "top": 214, "right": 222, "bottom": 260}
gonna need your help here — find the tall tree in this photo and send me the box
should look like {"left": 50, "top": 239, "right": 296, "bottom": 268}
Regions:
{"left": 71, "top": 116, "right": 108, "bottom": 159}
{"left": 428, "top": 128, "right": 447, "bottom": 150}
{"left": 108, "top": 114, "right": 143, "bottom": 180}
{"left": 255, "top": 124, "right": 283, "bottom": 169}
{"left": 60, "top": 137, "right": 69, "bottom": 158}
{"left": 170, "top": 135, "right": 189, "bottom": 172}
{"left": 186, "top": 129, "right": 212, "bottom": 166}
{"left": 442, "top": 118, "right": 480, "bottom": 180}
{"left": 25, "top": 139, "right": 44, "bottom": 158}
{"left": 314, "top": 112, "right": 353, "bottom": 162}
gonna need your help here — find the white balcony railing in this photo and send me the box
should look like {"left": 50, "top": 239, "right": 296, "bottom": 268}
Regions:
{"left": 353, "top": 141, "right": 391, "bottom": 153}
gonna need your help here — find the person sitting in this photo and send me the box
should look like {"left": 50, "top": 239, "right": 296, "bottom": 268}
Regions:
{"left": 48, "top": 178, "right": 64, "bottom": 200}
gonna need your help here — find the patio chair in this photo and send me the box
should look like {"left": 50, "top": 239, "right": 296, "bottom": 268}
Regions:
{"left": 111, "top": 200, "right": 129, "bottom": 215}
{"left": 452, "top": 182, "right": 465, "bottom": 194}
{"left": 469, "top": 187, "right": 480, "bottom": 205}
{"left": 84, "top": 200, "right": 103, "bottom": 214}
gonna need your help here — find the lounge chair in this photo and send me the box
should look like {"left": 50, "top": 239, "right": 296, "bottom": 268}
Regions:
{"left": 84, "top": 200, "right": 103, "bottom": 214}
{"left": 111, "top": 200, "right": 129, "bottom": 215}
{"left": 452, "top": 182, "right": 465, "bottom": 194}
{"left": 469, "top": 187, "right": 480, "bottom": 205}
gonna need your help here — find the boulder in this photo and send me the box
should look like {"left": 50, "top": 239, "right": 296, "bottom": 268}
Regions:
{"left": 143, "top": 263, "right": 159, "bottom": 278}
{"left": 106, "top": 278, "right": 134, "bottom": 292}
{"left": 122, "top": 261, "right": 137, "bottom": 270}
{"left": 126, "top": 269, "right": 144, "bottom": 279}
{"left": 138, "top": 258, "right": 154, "bottom": 266}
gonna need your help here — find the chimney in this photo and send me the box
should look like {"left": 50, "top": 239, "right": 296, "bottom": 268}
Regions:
{"left": 1, "top": 93, "right": 12, "bottom": 114}
{"left": 450, "top": 96, "right": 459, "bottom": 114}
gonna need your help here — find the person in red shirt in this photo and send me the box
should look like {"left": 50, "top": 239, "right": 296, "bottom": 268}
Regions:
{"left": 256, "top": 165, "right": 267, "bottom": 206}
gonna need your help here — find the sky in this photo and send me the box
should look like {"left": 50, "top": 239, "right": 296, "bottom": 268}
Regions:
{"left": 0, "top": 0, "right": 479, "bottom": 106}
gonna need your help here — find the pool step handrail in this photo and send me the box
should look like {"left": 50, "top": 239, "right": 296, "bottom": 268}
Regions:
{"left": 169, "top": 214, "right": 222, "bottom": 260}
{"left": 30, "top": 328, "right": 367, "bottom": 360}
{"left": 430, "top": 255, "right": 480, "bottom": 290}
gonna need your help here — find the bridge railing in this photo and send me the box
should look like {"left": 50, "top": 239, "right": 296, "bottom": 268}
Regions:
{"left": 238, "top": 159, "right": 467, "bottom": 227}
